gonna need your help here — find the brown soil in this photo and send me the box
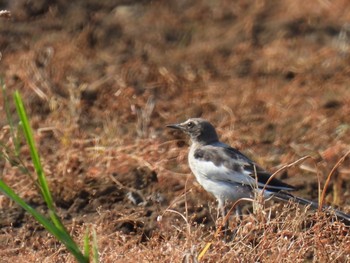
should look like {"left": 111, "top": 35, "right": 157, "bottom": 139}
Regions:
{"left": 0, "top": 1, "right": 350, "bottom": 262}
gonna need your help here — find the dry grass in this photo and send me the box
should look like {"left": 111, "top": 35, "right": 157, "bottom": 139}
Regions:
{"left": 1, "top": 0, "right": 350, "bottom": 262}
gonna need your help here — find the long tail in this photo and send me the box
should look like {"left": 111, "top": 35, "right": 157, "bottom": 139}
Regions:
{"left": 273, "top": 191, "right": 350, "bottom": 225}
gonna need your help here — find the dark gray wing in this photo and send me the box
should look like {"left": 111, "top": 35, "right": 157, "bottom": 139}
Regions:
{"left": 193, "top": 143, "right": 295, "bottom": 192}
{"left": 222, "top": 146, "right": 295, "bottom": 192}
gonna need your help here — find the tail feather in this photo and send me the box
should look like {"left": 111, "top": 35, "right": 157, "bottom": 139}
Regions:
{"left": 273, "top": 192, "right": 350, "bottom": 225}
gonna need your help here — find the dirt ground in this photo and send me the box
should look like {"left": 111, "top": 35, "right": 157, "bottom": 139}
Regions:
{"left": 0, "top": 0, "right": 350, "bottom": 262}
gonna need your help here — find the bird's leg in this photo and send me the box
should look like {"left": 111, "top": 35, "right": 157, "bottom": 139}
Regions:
{"left": 218, "top": 199, "right": 229, "bottom": 238}
{"left": 235, "top": 205, "right": 243, "bottom": 221}
{"left": 218, "top": 200, "right": 243, "bottom": 242}
{"left": 218, "top": 199, "right": 229, "bottom": 240}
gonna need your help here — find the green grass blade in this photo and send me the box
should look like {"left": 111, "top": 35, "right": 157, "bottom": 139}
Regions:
{"left": 13, "top": 91, "right": 54, "bottom": 210}
{"left": 1, "top": 80, "right": 21, "bottom": 155}
{"left": 92, "top": 227, "right": 99, "bottom": 263}
{"left": 0, "top": 141, "right": 34, "bottom": 180}
{"left": 84, "top": 227, "right": 90, "bottom": 259}
{"left": 12, "top": 91, "right": 90, "bottom": 261}
{"left": 0, "top": 179, "right": 88, "bottom": 263}
{"left": 49, "top": 210, "right": 74, "bottom": 237}
{"left": 13, "top": 92, "right": 76, "bottom": 238}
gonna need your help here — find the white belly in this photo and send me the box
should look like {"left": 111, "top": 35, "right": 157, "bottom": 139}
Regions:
{"left": 188, "top": 146, "right": 252, "bottom": 202}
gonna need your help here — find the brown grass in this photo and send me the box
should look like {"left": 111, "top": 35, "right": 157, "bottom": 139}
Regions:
{"left": 1, "top": 0, "right": 350, "bottom": 262}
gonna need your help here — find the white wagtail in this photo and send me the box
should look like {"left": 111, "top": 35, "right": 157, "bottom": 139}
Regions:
{"left": 167, "top": 118, "right": 350, "bottom": 225}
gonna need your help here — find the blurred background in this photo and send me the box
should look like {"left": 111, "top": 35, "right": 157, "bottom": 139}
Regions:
{"left": 0, "top": 0, "right": 349, "bottom": 261}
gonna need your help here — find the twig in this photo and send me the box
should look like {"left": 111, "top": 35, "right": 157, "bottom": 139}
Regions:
{"left": 319, "top": 150, "right": 350, "bottom": 210}
{"left": 262, "top": 156, "right": 313, "bottom": 195}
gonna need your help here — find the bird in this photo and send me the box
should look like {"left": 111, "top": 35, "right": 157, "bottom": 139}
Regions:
{"left": 167, "top": 118, "right": 350, "bottom": 226}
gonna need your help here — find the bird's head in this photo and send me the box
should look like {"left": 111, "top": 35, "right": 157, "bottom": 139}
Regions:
{"left": 167, "top": 118, "right": 219, "bottom": 144}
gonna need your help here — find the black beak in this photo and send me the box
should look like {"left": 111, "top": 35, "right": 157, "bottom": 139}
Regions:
{"left": 166, "top": 123, "right": 182, "bottom": 130}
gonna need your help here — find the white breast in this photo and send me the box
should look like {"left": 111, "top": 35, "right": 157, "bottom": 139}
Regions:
{"left": 188, "top": 144, "right": 254, "bottom": 202}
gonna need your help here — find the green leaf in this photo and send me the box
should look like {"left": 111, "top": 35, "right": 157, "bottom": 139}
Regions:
{"left": 14, "top": 91, "right": 54, "bottom": 210}
{"left": 0, "top": 179, "right": 88, "bottom": 263}
{"left": 84, "top": 227, "right": 90, "bottom": 259}
{"left": 92, "top": 227, "right": 99, "bottom": 263}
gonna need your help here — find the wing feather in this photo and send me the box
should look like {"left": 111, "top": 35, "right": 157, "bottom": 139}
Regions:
{"left": 192, "top": 143, "right": 295, "bottom": 192}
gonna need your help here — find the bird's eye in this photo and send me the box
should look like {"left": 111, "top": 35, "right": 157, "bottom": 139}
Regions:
{"left": 187, "top": 121, "right": 194, "bottom": 128}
